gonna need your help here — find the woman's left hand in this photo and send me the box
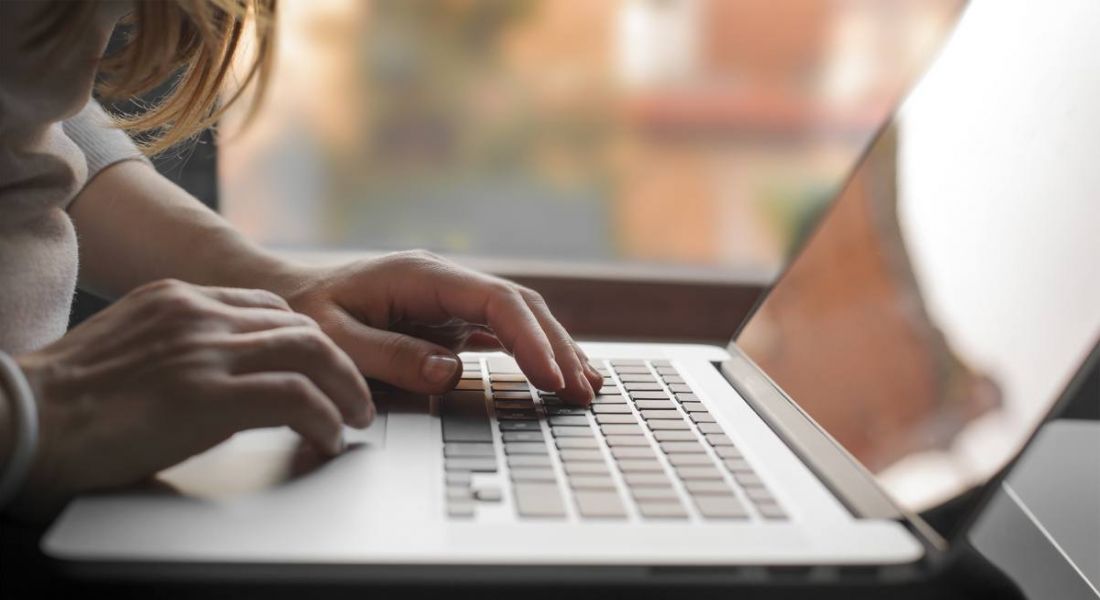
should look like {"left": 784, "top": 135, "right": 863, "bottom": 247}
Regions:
{"left": 272, "top": 250, "right": 602, "bottom": 405}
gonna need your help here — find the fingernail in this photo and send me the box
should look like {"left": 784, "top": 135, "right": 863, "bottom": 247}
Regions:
{"left": 423, "top": 355, "right": 460, "bottom": 384}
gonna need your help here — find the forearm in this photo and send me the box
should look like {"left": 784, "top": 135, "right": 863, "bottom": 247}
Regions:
{"left": 69, "top": 160, "right": 309, "bottom": 299}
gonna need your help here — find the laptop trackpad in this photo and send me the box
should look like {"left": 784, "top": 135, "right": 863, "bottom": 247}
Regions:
{"left": 153, "top": 392, "right": 418, "bottom": 500}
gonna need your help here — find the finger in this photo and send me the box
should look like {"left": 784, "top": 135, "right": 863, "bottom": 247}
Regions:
{"left": 194, "top": 285, "right": 293, "bottom": 312}
{"left": 222, "top": 306, "right": 320, "bottom": 334}
{"left": 518, "top": 289, "right": 595, "bottom": 405}
{"left": 324, "top": 308, "right": 463, "bottom": 395}
{"left": 378, "top": 264, "right": 565, "bottom": 392}
{"left": 463, "top": 329, "right": 504, "bottom": 352}
{"left": 225, "top": 326, "right": 375, "bottom": 427}
{"left": 224, "top": 372, "right": 346, "bottom": 455}
{"left": 570, "top": 341, "right": 604, "bottom": 391}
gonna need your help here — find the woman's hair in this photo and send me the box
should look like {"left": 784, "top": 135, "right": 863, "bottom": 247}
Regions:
{"left": 42, "top": 0, "right": 277, "bottom": 155}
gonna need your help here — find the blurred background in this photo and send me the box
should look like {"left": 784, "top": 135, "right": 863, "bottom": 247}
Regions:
{"left": 219, "top": 0, "right": 964, "bottom": 280}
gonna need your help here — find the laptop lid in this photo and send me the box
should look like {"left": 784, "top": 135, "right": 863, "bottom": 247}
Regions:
{"left": 733, "top": 0, "right": 1100, "bottom": 544}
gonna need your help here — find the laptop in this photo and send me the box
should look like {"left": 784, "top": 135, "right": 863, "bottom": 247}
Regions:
{"left": 42, "top": 0, "right": 1100, "bottom": 585}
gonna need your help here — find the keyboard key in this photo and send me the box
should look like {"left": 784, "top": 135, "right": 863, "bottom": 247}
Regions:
{"left": 559, "top": 449, "right": 605, "bottom": 461}
{"left": 744, "top": 487, "right": 774, "bottom": 502}
{"left": 733, "top": 472, "right": 764, "bottom": 487}
{"left": 653, "top": 430, "right": 698, "bottom": 442}
{"left": 611, "top": 446, "right": 657, "bottom": 460}
{"left": 724, "top": 458, "right": 754, "bottom": 473}
{"left": 614, "top": 366, "right": 650, "bottom": 374}
{"left": 675, "top": 393, "right": 699, "bottom": 402}
{"left": 546, "top": 407, "right": 587, "bottom": 416}
{"left": 676, "top": 465, "right": 724, "bottom": 480}
{"left": 555, "top": 437, "right": 600, "bottom": 449}
{"left": 490, "top": 373, "right": 527, "bottom": 382}
{"left": 508, "top": 455, "right": 552, "bottom": 468}
{"left": 444, "top": 443, "right": 496, "bottom": 458}
{"left": 474, "top": 486, "right": 503, "bottom": 502}
{"left": 441, "top": 391, "right": 492, "bottom": 443}
{"left": 494, "top": 400, "right": 534, "bottom": 410}
{"left": 492, "top": 381, "right": 530, "bottom": 391}
{"left": 501, "top": 431, "right": 544, "bottom": 443}
{"left": 600, "top": 424, "right": 644, "bottom": 436}
{"left": 568, "top": 475, "right": 617, "bottom": 490}
{"left": 564, "top": 462, "right": 611, "bottom": 476}
{"left": 447, "top": 501, "right": 475, "bottom": 518}
{"left": 623, "top": 472, "right": 672, "bottom": 487}
{"left": 551, "top": 426, "right": 594, "bottom": 438}
{"left": 496, "top": 410, "right": 538, "bottom": 420}
{"left": 504, "top": 442, "right": 549, "bottom": 455}
{"left": 624, "top": 383, "right": 663, "bottom": 392}
{"left": 513, "top": 483, "right": 566, "bottom": 517}
{"left": 637, "top": 501, "right": 688, "bottom": 519}
{"left": 659, "top": 441, "right": 707, "bottom": 454}
{"left": 447, "top": 487, "right": 474, "bottom": 502}
{"left": 661, "top": 375, "right": 685, "bottom": 384}
{"left": 445, "top": 457, "right": 498, "bottom": 472}
{"left": 755, "top": 501, "right": 787, "bottom": 520}
{"left": 713, "top": 445, "right": 743, "bottom": 459}
{"left": 455, "top": 380, "right": 484, "bottom": 390}
{"left": 647, "top": 419, "right": 691, "bottom": 431}
{"left": 604, "top": 435, "right": 650, "bottom": 447}
{"left": 592, "top": 395, "right": 627, "bottom": 405}
{"left": 446, "top": 471, "right": 472, "bottom": 486}
{"left": 705, "top": 433, "right": 734, "bottom": 446}
{"left": 574, "top": 491, "right": 627, "bottom": 518}
{"left": 499, "top": 420, "right": 541, "bottom": 432}
{"left": 592, "top": 404, "right": 632, "bottom": 414}
{"left": 494, "top": 391, "right": 535, "bottom": 401}
{"left": 635, "top": 400, "right": 676, "bottom": 410}
{"left": 690, "top": 413, "right": 716, "bottom": 424}
{"left": 668, "top": 384, "right": 693, "bottom": 393}
{"left": 510, "top": 468, "right": 557, "bottom": 482}
{"left": 631, "top": 486, "right": 679, "bottom": 501}
{"left": 595, "top": 414, "right": 637, "bottom": 425}
{"left": 639, "top": 409, "right": 681, "bottom": 420}
{"left": 487, "top": 356, "right": 521, "bottom": 373}
{"left": 694, "top": 495, "right": 748, "bottom": 519}
{"left": 667, "top": 453, "right": 714, "bottom": 466}
{"left": 549, "top": 415, "right": 589, "bottom": 427}
{"left": 697, "top": 422, "right": 724, "bottom": 435}
{"left": 684, "top": 480, "right": 733, "bottom": 495}
{"left": 610, "top": 359, "right": 646, "bottom": 366}
{"left": 680, "top": 402, "right": 707, "bottom": 412}
{"left": 616, "top": 459, "right": 664, "bottom": 473}
{"left": 630, "top": 391, "right": 671, "bottom": 400}
{"left": 618, "top": 373, "right": 658, "bottom": 383}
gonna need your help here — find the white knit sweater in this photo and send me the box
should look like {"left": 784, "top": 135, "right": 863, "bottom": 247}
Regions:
{"left": 0, "top": 1, "right": 144, "bottom": 355}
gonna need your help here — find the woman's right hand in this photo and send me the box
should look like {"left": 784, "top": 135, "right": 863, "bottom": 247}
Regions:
{"left": 9, "top": 279, "right": 373, "bottom": 520}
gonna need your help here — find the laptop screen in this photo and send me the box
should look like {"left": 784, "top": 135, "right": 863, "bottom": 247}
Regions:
{"left": 736, "top": 0, "right": 1100, "bottom": 537}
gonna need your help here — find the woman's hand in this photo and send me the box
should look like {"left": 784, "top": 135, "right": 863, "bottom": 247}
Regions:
{"left": 11, "top": 279, "right": 372, "bottom": 520}
{"left": 275, "top": 251, "right": 603, "bottom": 405}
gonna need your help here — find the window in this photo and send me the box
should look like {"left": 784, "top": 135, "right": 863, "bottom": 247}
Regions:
{"left": 220, "top": 0, "right": 962, "bottom": 280}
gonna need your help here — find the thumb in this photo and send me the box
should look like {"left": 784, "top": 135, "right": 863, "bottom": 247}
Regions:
{"left": 328, "top": 315, "right": 462, "bottom": 394}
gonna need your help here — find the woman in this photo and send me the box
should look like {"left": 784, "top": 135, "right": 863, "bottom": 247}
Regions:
{"left": 0, "top": 0, "right": 600, "bottom": 521}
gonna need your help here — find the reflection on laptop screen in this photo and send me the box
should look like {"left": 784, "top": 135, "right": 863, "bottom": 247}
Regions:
{"left": 737, "top": 0, "right": 1100, "bottom": 524}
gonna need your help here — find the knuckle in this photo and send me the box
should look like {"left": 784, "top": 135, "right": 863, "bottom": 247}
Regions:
{"left": 517, "top": 286, "right": 545, "bottom": 305}
{"left": 254, "top": 289, "right": 290, "bottom": 310}
{"left": 281, "top": 373, "right": 315, "bottom": 399}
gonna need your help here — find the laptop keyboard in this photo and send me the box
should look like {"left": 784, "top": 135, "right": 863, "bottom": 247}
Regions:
{"left": 441, "top": 357, "right": 787, "bottom": 522}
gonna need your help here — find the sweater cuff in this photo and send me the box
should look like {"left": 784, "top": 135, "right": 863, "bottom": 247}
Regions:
{"left": 61, "top": 99, "right": 150, "bottom": 200}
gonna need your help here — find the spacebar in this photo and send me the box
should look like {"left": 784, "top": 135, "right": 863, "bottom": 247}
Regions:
{"left": 441, "top": 391, "right": 492, "bottom": 443}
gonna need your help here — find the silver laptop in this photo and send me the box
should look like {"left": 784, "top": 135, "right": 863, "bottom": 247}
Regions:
{"left": 42, "top": 0, "right": 1100, "bottom": 581}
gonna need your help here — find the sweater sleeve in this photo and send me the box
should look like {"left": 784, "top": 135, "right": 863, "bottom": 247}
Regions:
{"left": 61, "top": 100, "right": 150, "bottom": 198}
